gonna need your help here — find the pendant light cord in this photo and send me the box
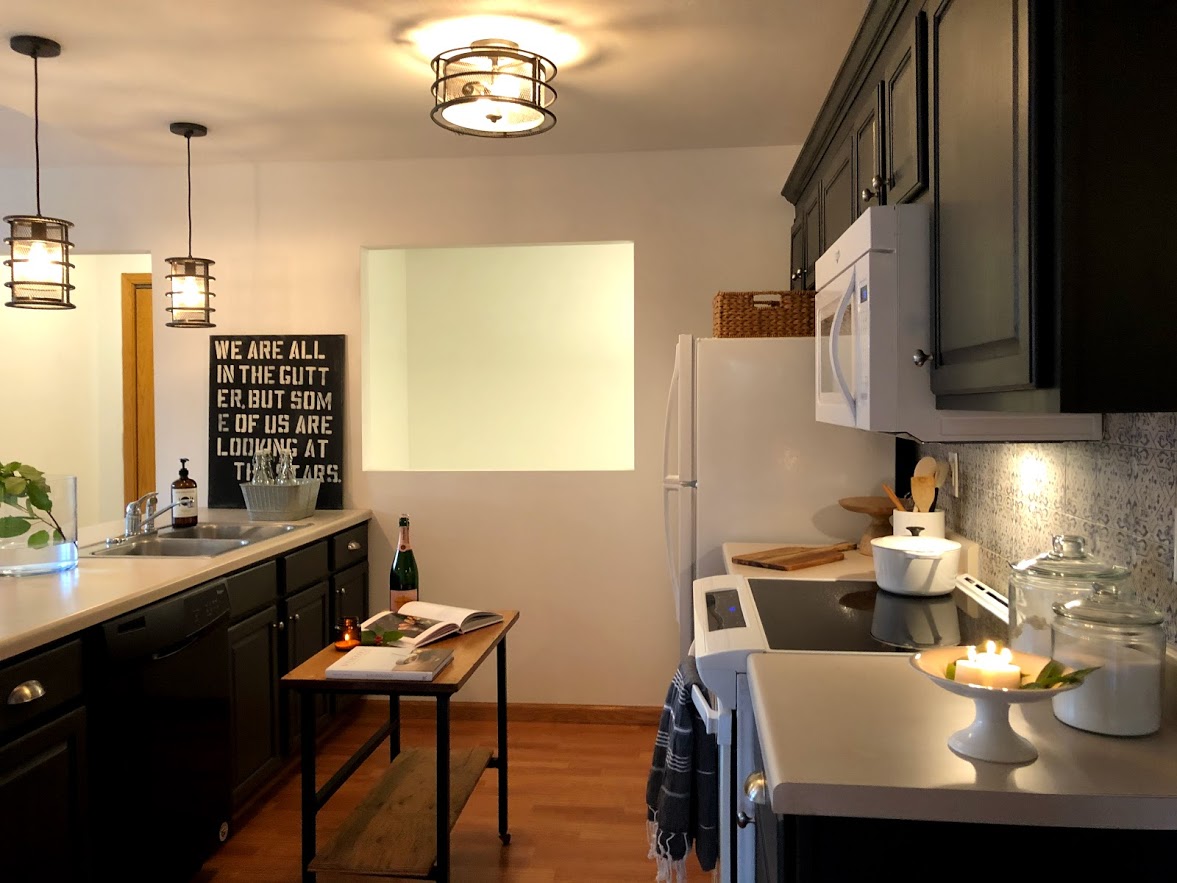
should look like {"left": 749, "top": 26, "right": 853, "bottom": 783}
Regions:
{"left": 33, "top": 53, "right": 41, "bottom": 216}
{"left": 186, "top": 132, "right": 193, "bottom": 257}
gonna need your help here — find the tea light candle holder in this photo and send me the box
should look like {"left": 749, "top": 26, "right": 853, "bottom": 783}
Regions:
{"left": 334, "top": 616, "right": 361, "bottom": 650}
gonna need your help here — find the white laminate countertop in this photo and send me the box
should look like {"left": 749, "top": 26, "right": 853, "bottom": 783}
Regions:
{"left": 748, "top": 650, "right": 1177, "bottom": 829}
{"left": 0, "top": 507, "right": 372, "bottom": 663}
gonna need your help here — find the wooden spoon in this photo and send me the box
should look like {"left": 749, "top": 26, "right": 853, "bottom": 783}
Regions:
{"left": 910, "top": 475, "right": 937, "bottom": 513}
{"left": 882, "top": 483, "right": 907, "bottom": 512}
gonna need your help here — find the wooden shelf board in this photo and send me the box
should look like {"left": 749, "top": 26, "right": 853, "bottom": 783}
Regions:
{"left": 309, "top": 746, "right": 494, "bottom": 878}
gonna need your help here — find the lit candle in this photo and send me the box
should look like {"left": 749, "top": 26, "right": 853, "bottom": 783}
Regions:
{"left": 334, "top": 616, "right": 361, "bottom": 650}
{"left": 952, "top": 641, "right": 1022, "bottom": 689}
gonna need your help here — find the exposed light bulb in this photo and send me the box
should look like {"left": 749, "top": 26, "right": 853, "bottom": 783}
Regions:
{"left": 12, "top": 237, "right": 62, "bottom": 284}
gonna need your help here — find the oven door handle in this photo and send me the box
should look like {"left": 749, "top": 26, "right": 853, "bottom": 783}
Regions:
{"left": 690, "top": 684, "right": 732, "bottom": 745}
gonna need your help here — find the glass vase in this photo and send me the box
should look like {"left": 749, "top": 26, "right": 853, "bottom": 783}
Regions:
{"left": 0, "top": 474, "right": 79, "bottom": 576}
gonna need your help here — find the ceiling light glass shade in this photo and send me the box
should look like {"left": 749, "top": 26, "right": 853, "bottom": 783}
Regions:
{"left": 3, "top": 215, "right": 75, "bottom": 308}
{"left": 431, "top": 39, "right": 556, "bottom": 137}
{"left": 165, "top": 256, "right": 215, "bottom": 328}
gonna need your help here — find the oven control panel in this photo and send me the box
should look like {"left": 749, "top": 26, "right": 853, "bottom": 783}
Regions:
{"left": 705, "top": 589, "right": 746, "bottom": 631}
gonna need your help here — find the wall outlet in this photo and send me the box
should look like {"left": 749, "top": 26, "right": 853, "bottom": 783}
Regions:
{"left": 947, "top": 452, "right": 960, "bottom": 497}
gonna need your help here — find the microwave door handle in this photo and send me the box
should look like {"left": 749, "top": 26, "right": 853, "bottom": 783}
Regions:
{"left": 828, "top": 279, "right": 857, "bottom": 421}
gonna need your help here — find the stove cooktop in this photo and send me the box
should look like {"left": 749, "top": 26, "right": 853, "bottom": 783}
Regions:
{"left": 704, "top": 578, "right": 1008, "bottom": 653}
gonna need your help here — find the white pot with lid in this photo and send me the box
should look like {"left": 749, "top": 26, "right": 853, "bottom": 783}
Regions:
{"left": 1008, "top": 535, "right": 1132, "bottom": 657}
{"left": 870, "top": 535, "right": 961, "bottom": 596}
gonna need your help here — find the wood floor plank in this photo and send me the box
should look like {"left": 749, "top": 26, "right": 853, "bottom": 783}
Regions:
{"left": 196, "top": 699, "right": 715, "bottom": 882}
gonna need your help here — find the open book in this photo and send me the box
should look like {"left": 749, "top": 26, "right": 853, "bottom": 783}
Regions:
{"left": 362, "top": 601, "right": 503, "bottom": 648}
{"left": 325, "top": 644, "right": 453, "bottom": 681}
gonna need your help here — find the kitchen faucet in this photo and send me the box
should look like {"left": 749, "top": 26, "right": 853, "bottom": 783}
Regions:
{"left": 124, "top": 492, "right": 193, "bottom": 536}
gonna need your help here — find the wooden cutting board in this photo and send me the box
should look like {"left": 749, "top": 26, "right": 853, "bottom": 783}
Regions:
{"left": 731, "top": 542, "right": 857, "bottom": 572}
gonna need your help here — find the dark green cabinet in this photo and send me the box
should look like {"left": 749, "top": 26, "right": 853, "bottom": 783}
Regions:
{"left": 854, "top": 84, "right": 884, "bottom": 212}
{"left": 227, "top": 604, "right": 282, "bottom": 809}
{"left": 821, "top": 138, "right": 855, "bottom": 250}
{"left": 801, "top": 187, "right": 821, "bottom": 291}
{"left": 789, "top": 221, "right": 806, "bottom": 290}
{"left": 884, "top": 10, "right": 928, "bottom": 204}
{"left": 0, "top": 707, "right": 88, "bottom": 879}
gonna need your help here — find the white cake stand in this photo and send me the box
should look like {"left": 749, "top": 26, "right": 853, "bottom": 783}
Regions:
{"left": 910, "top": 646, "right": 1084, "bottom": 764}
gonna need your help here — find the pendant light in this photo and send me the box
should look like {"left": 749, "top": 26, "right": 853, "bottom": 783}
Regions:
{"left": 3, "top": 35, "right": 75, "bottom": 310}
{"left": 165, "top": 122, "right": 215, "bottom": 328}
{"left": 430, "top": 38, "right": 557, "bottom": 137}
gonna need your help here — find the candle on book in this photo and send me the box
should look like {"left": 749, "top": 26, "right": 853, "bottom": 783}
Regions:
{"left": 953, "top": 641, "right": 1022, "bottom": 689}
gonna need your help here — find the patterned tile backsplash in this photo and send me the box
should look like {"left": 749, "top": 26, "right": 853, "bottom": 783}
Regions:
{"left": 919, "top": 412, "right": 1177, "bottom": 643}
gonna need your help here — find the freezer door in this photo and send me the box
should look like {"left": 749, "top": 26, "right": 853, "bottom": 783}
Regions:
{"left": 694, "top": 337, "right": 894, "bottom": 580}
{"left": 662, "top": 482, "right": 696, "bottom": 660}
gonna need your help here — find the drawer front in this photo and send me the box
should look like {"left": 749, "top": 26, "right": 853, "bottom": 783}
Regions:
{"left": 0, "top": 639, "right": 84, "bottom": 737}
{"left": 330, "top": 523, "right": 369, "bottom": 571}
{"left": 226, "top": 560, "right": 279, "bottom": 621}
{"left": 282, "top": 540, "right": 329, "bottom": 595}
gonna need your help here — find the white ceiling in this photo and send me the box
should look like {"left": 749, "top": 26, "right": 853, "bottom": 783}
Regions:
{"left": 0, "top": 0, "right": 868, "bottom": 167}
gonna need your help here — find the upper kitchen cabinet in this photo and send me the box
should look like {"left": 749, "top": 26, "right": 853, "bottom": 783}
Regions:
{"left": 783, "top": 0, "right": 1177, "bottom": 414}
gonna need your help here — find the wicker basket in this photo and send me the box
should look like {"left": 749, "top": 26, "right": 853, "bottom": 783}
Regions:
{"left": 239, "top": 478, "right": 321, "bottom": 521}
{"left": 712, "top": 291, "right": 816, "bottom": 338}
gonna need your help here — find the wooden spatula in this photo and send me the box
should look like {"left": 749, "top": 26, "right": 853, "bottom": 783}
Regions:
{"left": 910, "top": 475, "right": 936, "bottom": 513}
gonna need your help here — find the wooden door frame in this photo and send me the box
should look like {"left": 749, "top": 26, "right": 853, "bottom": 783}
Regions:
{"left": 121, "top": 273, "right": 155, "bottom": 504}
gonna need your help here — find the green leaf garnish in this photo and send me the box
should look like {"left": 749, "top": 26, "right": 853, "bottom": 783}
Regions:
{"left": 945, "top": 660, "right": 957, "bottom": 680}
{"left": 1020, "top": 660, "right": 1100, "bottom": 689}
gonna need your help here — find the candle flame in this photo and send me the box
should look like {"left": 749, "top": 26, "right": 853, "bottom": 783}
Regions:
{"left": 1000, "top": 647, "right": 1012, "bottom": 663}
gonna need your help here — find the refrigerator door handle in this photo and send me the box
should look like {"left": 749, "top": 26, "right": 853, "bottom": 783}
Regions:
{"left": 663, "top": 484, "right": 678, "bottom": 622}
{"left": 662, "top": 342, "right": 681, "bottom": 483}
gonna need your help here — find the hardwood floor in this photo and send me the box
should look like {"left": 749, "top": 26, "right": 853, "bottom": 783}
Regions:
{"left": 197, "top": 700, "right": 716, "bottom": 882}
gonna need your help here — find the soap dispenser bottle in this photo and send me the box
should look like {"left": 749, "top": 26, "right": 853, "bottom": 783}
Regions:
{"left": 171, "top": 458, "right": 199, "bottom": 528}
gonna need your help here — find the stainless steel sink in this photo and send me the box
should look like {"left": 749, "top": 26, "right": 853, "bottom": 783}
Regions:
{"left": 87, "top": 537, "right": 249, "bottom": 558}
{"left": 158, "top": 522, "right": 307, "bottom": 542}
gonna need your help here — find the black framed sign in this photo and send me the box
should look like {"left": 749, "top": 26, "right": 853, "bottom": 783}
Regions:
{"left": 207, "top": 334, "right": 345, "bottom": 508}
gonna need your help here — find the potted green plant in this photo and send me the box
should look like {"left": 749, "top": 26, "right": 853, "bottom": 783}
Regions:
{"left": 0, "top": 461, "right": 78, "bottom": 576}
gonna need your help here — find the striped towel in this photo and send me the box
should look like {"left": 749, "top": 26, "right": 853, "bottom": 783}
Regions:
{"left": 646, "top": 656, "right": 718, "bottom": 881}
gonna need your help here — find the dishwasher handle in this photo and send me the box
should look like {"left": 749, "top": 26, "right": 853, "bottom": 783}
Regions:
{"left": 102, "top": 580, "right": 230, "bottom": 661}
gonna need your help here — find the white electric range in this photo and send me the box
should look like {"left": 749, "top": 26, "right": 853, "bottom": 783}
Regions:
{"left": 690, "top": 569, "right": 1009, "bottom": 883}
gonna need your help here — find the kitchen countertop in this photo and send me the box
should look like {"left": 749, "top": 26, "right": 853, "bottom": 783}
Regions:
{"left": 0, "top": 507, "right": 371, "bottom": 663}
{"left": 748, "top": 650, "right": 1177, "bottom": 829}
{"left": 723, "top": 534, "right": 980, "bottom": 582}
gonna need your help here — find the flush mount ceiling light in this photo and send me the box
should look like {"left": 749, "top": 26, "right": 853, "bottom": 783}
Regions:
{"left": 430, "top": 38, "right": 557, "bottom": 137}
{"left": 4, "top": 35, "right": 75, "bottom": 310}
{"left": 165, "top": 122, "right": 215, "bottom": 328}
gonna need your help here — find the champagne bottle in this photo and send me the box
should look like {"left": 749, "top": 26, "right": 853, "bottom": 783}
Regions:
{"left": 389, "top": 513, "right": 419, "bottom": 612}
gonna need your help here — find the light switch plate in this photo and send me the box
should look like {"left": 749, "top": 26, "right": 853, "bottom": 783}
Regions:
{"left": 947, "top": 452, "right": 960, "bottom": 497}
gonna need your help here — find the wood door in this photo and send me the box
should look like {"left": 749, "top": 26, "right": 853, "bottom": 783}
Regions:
{"left": 930, "top": 0, "right": 1035, "bottom": 397}
{"left": 228, "top": 605, "right": 282, "bottom": 811}
{"left": 855, "top": 83, "right": 884, "bottom": 213}
{"left": 885, "top": 10, "right": 929, "bottom": 205}
{"left": 120, "top": 273, "right": 155, "bottom": 503}
{"left": 821, "top": 137, "right": 855, "bottom": 251}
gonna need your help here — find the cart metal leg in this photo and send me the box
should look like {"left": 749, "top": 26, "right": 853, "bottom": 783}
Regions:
{"left": 389, "top": 693, "right": 401, "bottom": 761}
{"left": 435, "top": 694, "right": 451, "bottom": 883}
{"left": 301, "top": 693, "right": 317, "bottom": 883}
{"left": 497, "top": 638, "right": 511, "bottom": 844}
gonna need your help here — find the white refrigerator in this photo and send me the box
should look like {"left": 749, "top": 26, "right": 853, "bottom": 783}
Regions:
{"left": 662, "top": 334, "right": 897, "bottom": 658}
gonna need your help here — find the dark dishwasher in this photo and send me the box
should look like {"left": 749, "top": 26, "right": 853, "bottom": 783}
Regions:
{"left": 90, "top": 579, "right": 232, "bottom": 881}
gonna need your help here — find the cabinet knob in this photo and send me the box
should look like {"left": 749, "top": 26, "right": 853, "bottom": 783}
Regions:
{"left": 872, "top": 174, "right": 885, "bottom": 190}
{"left": 292, "top": 613, "right": 301, "bottom": 623}
{"left": 743, "top": 770, "right": 768, "bottom": 805}
{"left": 912, "top": 349, "right": 932, "bottom": 367}
{"left": 791, "top": 268, "right": 802, "bottom": 281}
{"left": 7, "top": 679, "right": 45, "bottom": 705}
{"left": 736, "top": 810, "right": 755, "bottom": 829}
{"left": 273, "top": 620, "right": 285, "bottom": 631}
{"left": 339, "top": 586, "right": 347, "bottom": 595}
{"left": 347, "top": 541, "right": 362, "bottom": 551}
{"left": 860, "top": 187, "right": 877, "bottom": 203}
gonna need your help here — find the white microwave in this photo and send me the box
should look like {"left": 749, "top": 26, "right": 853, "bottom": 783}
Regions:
{"left": 813, "top": 205, "right": 1101, "bottom": 442}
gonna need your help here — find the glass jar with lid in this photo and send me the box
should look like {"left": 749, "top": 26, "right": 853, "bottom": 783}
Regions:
{"left": 1008, "top": 535, "right": 1132, "bottom": 656}
{"left": 1050, "top": 583, "right": 1165, "bottom": 736}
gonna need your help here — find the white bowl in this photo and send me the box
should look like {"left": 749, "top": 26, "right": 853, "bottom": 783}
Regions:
{"left": 871, "top": 535, "right": 961, "bottom": 596}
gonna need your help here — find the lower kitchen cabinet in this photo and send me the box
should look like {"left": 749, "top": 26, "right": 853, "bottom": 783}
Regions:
{"left": 283, "top": 578, "right": 331, "bottom": 753}
{"left": 228, "top": 603, "right": 283, "bottom": 808}
{"left": 330, "top": 560, "right": 369, "bottom": 715}
{"left": 0, "top": 706, "right": 88, "bottom": 879}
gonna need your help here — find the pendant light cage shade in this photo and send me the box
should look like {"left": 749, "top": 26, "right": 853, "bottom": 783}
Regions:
{"left": 431, "top": 39, "right": 557, "bottom": 137}
{"left": 165, "top": 256, "right": 215, "bottom": 328}
{"left": 4, "top": 215, "right": 75, "bottom": 309}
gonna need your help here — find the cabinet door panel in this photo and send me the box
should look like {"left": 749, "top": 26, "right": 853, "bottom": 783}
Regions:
{"left": 886, "top": 11, "right": 929, "bottom": 204}
{"left": 0, "top": 707, "right": 87, "bottom": 877}
{"left": 855, "top": 84, "right": 884, "bottom": 212}
{"left": 802, "top": 188, "right": 821, "bottom": 291}
{"left": 822, "top": 139, "right": 855, "bottom": 250}
{"left": 284, "top": 581, "right": 331, "bottom": 751}
{"left": 790, "top": 221, "right": 806, "bottom": 291}
{"left": 931, "top": 0, "right": 1033, "bottom": 395}
{"left": 228, "top": 604, "right": 281, "bottom": 809}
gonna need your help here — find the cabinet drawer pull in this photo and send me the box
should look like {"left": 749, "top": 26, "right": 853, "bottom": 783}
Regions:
{"left": 347, "top": 541, "right": 362, "bottom": 551}
{"left": 7, "top": 679, "right": 46, "bottom": 705}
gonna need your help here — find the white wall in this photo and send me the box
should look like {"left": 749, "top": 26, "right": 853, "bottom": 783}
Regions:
{"left": 0, "top": 146, "right": 799, "bottom": 705}
{"left": 3, "top": 252, "right": 149, "bottom": 527}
